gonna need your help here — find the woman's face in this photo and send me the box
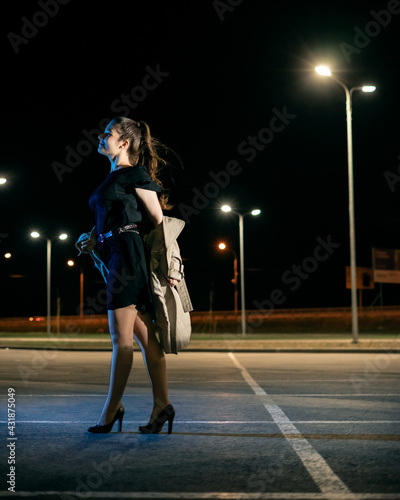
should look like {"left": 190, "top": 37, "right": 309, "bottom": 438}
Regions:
{"left": 98, "top": 122, "right": 123, "bottom": 158}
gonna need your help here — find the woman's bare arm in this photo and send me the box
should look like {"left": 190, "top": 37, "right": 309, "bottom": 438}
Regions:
{"left": 135, "top": 188, "right": 178, "bottom": 287}
{"left": 135, "top": 188, "right": 163, "bottom": 226}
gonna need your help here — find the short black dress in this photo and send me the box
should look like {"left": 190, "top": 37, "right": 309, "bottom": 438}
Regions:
{"left": 89, "top": 165, "right": 162, "bottom": 312}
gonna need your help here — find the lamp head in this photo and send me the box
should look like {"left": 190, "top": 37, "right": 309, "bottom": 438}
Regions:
{"left": 362, "top": 86, "right": 376, "bottom": 93}
{"left": 315, "top": 66, "right": 332, "bottom": 77}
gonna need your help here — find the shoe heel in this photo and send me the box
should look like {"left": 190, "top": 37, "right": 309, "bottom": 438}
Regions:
{"left": 167, "top": 409, "right": 175, "bottom": 434}
{"left": 167, "top": 417, "right": 173, "bottom": 434}
{"left": 118, "top": 412, "right": 124, "bottom": 432}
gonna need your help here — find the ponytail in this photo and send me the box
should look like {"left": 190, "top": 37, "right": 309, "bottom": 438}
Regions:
{"left": 111, "top": 117, "right": 174, "bottom": 209}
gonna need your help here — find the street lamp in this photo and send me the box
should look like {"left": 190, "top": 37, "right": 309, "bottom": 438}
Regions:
{"left": 315, "top": 65, "right": 376, "bottom": 343}
{"left": 220, "top": 205, "right": 261, "bottom": 335}
{"left": 218, "top": 242, "right": 239, "bottom": 312}
{"left": 30, "top": 231, "right": 68, "bottom": 333}
{"left": 0, "top": 178, "right": 7, "bottom": 185}
{"left": 67, "top": 260, "right": 84, "bottom": 317}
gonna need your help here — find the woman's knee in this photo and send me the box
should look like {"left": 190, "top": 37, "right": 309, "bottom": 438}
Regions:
{"left": 109, "top": 326, "right": 133, "bottom": 347}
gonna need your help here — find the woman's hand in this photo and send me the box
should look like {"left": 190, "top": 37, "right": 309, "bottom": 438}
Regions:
{"left": 75, "top": 235, "right": 96, "bottom": 254}
{"left": 167, "top": 278, "right": 179, "bottom": 288}
{"left": 81, "top": 238, "right": 97, "bottom": 252}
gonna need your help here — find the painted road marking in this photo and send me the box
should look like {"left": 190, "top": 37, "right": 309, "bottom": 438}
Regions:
{"left": 1, "top": 490, "right": 400, "bottom": 498}
{"left": 228, "top": 352, "right": 351, "bottom": 495}
{"left": 1, "top": 420, "right": 399, "bottom": 424}
{"left": 0, "top": 393, "right": 399, "bottom": 397}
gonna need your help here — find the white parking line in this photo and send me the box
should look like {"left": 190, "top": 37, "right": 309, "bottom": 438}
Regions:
{"left": 1, "top": 420, "right": 399, "bottom": 425}
{"left": 228, "top": 352, "right": 351, "bottom": 495}
{"left": 1, "top": 490, "right": 400, "bottom": 498}
{"left": 0, "top": 393, "right": 399, "bottom": 397}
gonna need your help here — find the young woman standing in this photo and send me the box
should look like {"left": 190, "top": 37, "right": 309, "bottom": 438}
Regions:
{"left": 77, "top": 117, "right": 178, "bottom": 434}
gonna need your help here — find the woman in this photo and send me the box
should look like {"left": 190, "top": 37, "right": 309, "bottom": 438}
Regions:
{"left": 77, "top": 117, "right": 178, "bottom": 434}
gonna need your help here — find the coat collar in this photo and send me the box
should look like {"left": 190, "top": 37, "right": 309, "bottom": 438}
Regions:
{"left": 162, "top": 216, "right": 185, "bottom": 248}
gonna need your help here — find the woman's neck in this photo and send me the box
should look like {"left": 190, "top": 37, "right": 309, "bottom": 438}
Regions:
{"left": 109, "top": 154, "right": 133, "bottom": 172}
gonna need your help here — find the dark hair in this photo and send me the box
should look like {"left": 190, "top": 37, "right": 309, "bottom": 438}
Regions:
{"left": 111, "top": 117, "right": 172, "bottom": 209}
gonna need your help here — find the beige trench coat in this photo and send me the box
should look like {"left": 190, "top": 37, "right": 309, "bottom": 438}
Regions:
{"left": 143, "top": 216, "right": 193, "bottom": 354}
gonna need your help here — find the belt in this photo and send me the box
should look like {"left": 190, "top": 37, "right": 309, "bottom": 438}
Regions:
{"left": 98, "top": 223, "right": 139, "bottom": 243}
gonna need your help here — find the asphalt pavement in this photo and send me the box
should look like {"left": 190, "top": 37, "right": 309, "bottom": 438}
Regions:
{"left": 0, "top": 349, "right": 399, "bottom": 499}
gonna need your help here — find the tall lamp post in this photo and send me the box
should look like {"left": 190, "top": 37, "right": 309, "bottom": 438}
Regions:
{"left": 67, "top": 260, "right": 84, "bottom": 317}
{"left": 315, "top": 66, "right": 376, "bottom": 343}
{"left": 31, "top": 232, "right": 68, "bottom": 333}
{"left": 221, "top": 205, "right": 261, "bottom": 335}
{"left": 218, "top": 242, "right": 239, "bottom": 312}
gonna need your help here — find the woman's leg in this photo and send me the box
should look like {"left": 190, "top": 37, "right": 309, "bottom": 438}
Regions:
{"left": 96, "top": 304, "right": 137, "bottom": 426}
{"left": 134, "top": 312, "right": 171, "bottom": 421}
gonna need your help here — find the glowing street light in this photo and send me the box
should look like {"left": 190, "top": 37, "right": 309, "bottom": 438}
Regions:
{"left": 315, "top": 65, "right": 332, "bottom": 77}
{"left": 220, "top": 205, "right": 261, "bottom": 335}
{"left": 315, "top": 65, "right": 376, "bottom": 343}
{"left": 0, "top": 178, "right": 7, "bottom": 185}
{"left": 30, "top": 232, "right": 68, "bottom": 333}
{"left": 4, "top": 253, "right": 11, "bottom": 259}
{"left": 362, "top": 86, "right": 376, "bottom": 93}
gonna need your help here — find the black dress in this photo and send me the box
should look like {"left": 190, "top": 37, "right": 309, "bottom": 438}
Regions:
{"left": 89, "top": 165, "right": 162, "bottom": 312}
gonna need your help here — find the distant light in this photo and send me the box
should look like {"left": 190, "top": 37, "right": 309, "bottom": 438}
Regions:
{"left": 0, "top": 178, "right": 6, "bottom": 185}
{"left": 35, "top": 317, "right": 41, "bottom": 322}
{"left": 29, "top": 317, "right": 34, "bottom": 322}
{"left": 67, "top": 260, "right": 74, "bottom": 267}
{"left": 4, "top": 253, "right": 11, "bottom": 259}
{"left": 362, "top": 86, "right": 376, "bottom": 93}
{"left": 315, "top": 66, "right": 332, "bottom": 77}
{"left": 221, "top": 205, "right": 232, "bottom": 212}
{"left": 218, "top": 243, "right": 226, "bottom": 250}
{"left": 59, "top": 234, "right": 68, "bottom": 240}
{"left": 251, "top": 209, "right": 261, "bottom": 216}
{"left": 31, "top": 232, "right": 40, "bottom": 238}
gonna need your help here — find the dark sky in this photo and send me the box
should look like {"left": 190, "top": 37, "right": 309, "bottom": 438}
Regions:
{"left": 1, "top": 0, "right": 400, "bottom": 317}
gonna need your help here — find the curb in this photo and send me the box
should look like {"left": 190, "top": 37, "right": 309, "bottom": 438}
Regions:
{"left": 1, "top": 338, "right": 399, "bottom": 353}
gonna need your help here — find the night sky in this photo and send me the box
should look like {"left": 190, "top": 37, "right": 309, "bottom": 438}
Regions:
{"left": 1, "top": 0, "right": 400, "bottom": 318}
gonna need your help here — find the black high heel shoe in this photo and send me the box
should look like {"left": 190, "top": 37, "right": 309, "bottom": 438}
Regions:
{"left": 139, "top": 404, "right": 175, "bottom": 434}
{"left": 88, "top": 405, "right": 125, "bottom": 434}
